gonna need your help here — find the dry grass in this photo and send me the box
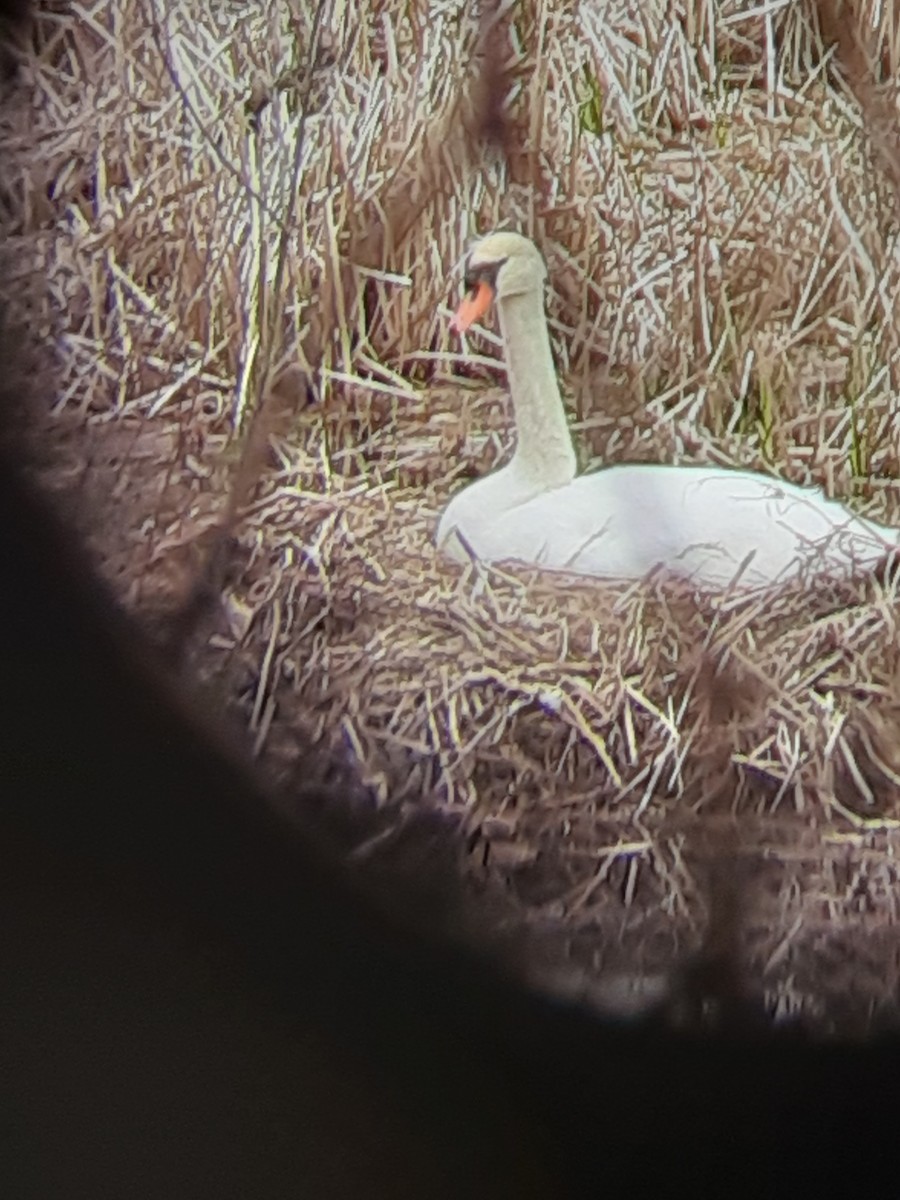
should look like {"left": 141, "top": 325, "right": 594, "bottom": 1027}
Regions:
{"left": 6, "top": 0, "right": 900, "bottom": 1030}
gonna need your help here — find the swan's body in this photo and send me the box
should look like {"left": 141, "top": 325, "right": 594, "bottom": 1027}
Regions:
{"left": 437, "top": 231, "right": 900, "bottom": 590}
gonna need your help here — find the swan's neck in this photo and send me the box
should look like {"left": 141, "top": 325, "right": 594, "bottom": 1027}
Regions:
{"left": 496, "top": 287, "right": 577, "bottom": 489}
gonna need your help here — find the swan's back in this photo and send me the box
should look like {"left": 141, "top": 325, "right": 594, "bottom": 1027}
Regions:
{"left": 439, "top": 464, "right": 900, "bottom": 590}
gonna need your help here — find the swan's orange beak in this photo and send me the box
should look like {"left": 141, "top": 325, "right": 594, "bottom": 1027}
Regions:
{"left": 450, "top": 280, "right": 494, "bottom": 334}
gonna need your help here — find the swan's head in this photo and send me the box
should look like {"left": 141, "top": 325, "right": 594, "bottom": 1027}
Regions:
{"left": 450, "top": 231, "right": 546, "bottom": 334}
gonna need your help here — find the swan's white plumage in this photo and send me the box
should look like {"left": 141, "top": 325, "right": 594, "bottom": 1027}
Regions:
{"left": 438, "top": 460, "right": 898, "bottom": 590}
{"left": 437, "top": 232, "right": 900, "bottom": 590}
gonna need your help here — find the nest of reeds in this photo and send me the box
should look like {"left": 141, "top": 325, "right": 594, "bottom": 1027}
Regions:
{"left": 6, "top": 0, "right": 900, "bottom": 1033}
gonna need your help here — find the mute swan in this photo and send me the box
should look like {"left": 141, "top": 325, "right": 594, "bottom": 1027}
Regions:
{"left": 436, "top": 231, "right": 900, "bottom": 590}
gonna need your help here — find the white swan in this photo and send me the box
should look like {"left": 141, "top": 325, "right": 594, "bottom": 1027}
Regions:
{"left": 436, "top": 231, "right": 900, "bottom": 591}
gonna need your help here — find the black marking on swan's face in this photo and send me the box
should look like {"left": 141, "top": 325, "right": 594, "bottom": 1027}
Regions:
{"left": 463, "top": 255, "right": 507, "bottom": 295}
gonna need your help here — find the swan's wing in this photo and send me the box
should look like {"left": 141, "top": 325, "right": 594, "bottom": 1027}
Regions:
{"left": 453, "top": 466, "right": 899, "bottom": 588}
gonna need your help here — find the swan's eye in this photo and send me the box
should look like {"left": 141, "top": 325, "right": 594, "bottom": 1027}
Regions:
{"left": 462, "top": 257, "right": 506, "bottom": 295}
